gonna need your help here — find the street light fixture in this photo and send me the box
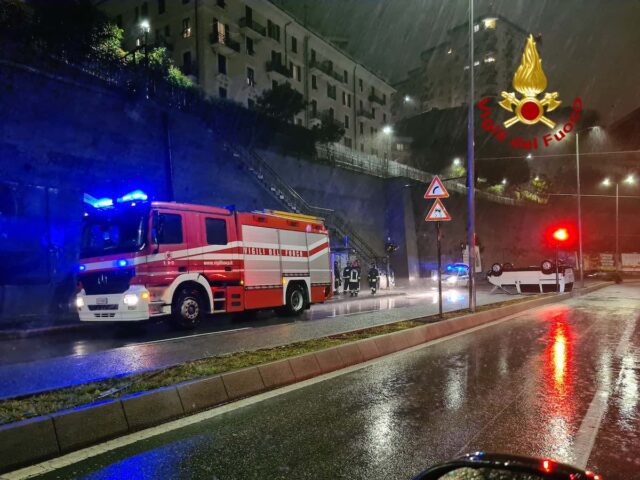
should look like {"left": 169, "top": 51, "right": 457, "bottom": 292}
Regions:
{"left": 453, "top": 158, "right": 461, "bottom": 166}
{"left": 501, "top": 178, "right": 507, "bottom": 185}
{"left": 139, "top": 20, "right": 151, "bottom": 98}
{"left": 139, "top": 19, "right": 151, "bottom": 32}
{"left": 382, "top": 125, "right": 393, "bottom": 135}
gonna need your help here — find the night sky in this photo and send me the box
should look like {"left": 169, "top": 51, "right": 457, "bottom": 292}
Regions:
{"left": 275, "top": 0, "right": 640, "bottom": 124}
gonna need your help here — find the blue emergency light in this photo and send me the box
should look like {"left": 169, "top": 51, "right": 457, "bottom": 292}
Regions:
{"left": 115, "top": 259, "right": 128, "bottom": 267}
{"left": 117, "top": 190, "right": 148, "bottom": 203}
{"left": 78, "top": 264, "right": 86, "bottom": 272}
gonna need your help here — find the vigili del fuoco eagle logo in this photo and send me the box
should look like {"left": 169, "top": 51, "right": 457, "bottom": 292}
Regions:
{"left": 498, "top": 34, "right": 561, "bottom": 129}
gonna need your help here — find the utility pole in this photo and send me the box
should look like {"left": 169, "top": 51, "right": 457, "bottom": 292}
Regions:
{"left": 467, "top": 0, "right": 476, "bottom": 312}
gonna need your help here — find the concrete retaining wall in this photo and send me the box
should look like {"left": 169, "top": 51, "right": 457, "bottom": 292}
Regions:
{"left": 0, "top": 282, "right": 608, "bottom": 474}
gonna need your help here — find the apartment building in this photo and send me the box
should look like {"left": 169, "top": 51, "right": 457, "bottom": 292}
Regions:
{"left": 100, "top": 0, "right": 395, "bottom": 156}
{"left": 392, "top": 14, "right": 528, "bottom": 121}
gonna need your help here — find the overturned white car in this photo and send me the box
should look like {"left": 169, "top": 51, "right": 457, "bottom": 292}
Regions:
{"left": 487, "top": 260, "right": 575, "bottom": 294}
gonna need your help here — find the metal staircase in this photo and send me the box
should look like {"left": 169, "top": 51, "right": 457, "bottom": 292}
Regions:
{"left": 223, "top": 143, "right": 380, "bottom": 264}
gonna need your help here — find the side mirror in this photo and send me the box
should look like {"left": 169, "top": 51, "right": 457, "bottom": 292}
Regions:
{"left": 151, "top": 210, "right": 162, "bottom": 254}
{"left": 413, "top": 453, "right": 600, "bottom": 480}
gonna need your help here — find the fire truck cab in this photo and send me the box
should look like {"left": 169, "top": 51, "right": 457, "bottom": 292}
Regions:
{"left": 76, "top": 199, "right": 332, "bottom": 329}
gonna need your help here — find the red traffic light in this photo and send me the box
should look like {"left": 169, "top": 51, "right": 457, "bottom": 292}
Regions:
{"left": 552, "top": 228, "right": 569, "bottom": 242}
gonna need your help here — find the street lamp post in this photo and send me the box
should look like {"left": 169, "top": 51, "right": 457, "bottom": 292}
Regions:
{"left": 467, "top": 0, "right": 476, "bottom": 312}
{"left": 602, "top": 174, "right": 635, "bottom": 271}
{"left": 140, "top": 20, "right": 151, "bottom": 98}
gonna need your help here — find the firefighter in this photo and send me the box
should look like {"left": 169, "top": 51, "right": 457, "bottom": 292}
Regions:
{"left": 348, "top": 260, "right": 361, "bottom": 296}
{"left": 342, "top": 262, "right": 352, "bottom": 294}
{"left": 333, "top": 260, "right": 342, "bottom": 294}
{"left": 368, "top": 262, "right": 380, "bottom": 295}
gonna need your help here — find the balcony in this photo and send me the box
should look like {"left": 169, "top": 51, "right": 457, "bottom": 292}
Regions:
{"left": 210, "top": 32, "right": 240, "bottom": 55}
{"left": 239, "top": 17, "right": 266, "bottom": 39}
{"left": 357, "top": 109, "right": 374, "bottom": 120}
{"left": 309, "top": 59, "right": 345, "bottom": 83}
{"left": 368, "top": 93, "right": 386, "bottom": 105}
{"left": 266, "top": 60, "right": 292, "bottom": 79}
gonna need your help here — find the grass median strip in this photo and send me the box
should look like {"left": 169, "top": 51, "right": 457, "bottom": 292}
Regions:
{"left": 0, "top": 294, "right": 544, "bottom": 426}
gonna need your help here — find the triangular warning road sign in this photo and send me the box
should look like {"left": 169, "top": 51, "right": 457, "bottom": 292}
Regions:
{"left": 425, "top": 198, "right": 452, "bottom": 222}
{"left": 424, "top": 175, "right": 449, "bottom": 199}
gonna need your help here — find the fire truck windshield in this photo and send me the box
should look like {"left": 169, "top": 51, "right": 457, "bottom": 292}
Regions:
{"left": 80, "top": 206, "right": 149, "bottom": 258}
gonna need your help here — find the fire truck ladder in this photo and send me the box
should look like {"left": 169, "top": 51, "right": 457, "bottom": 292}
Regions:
{"left": 228, "top": 144, "right": 380, "bottom": 265}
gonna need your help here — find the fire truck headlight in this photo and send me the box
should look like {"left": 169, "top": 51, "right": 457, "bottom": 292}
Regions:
{"left": 123, "top": 294, "right": 139, "bottom": 306}
{"left": 75, "top": 297, "right": 85, "bottom": 309}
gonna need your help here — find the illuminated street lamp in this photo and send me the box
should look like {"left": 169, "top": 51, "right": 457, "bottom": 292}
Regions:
{"left": 139, "top": 20, "right": 151, "bottom": 98}
{"left": 602, "top": 173, "right": 637, "bottom": 271}
{"left": 453, "top": 157, "right": 461, "bottom": 166}
{"left": 501, "top": 178, "right": 507, "bottom": 185}
{"left": 382, "top": 125, "right": 393, "bottom": 135}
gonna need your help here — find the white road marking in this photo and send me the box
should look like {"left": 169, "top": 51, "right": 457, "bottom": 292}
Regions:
{"left": 2, "top": 308, "right": 537, "bottom": 480}
{"left": 127, "top": 327, "right": 251, "bottom": 347}
{"left": 571, "top": 315, "right": 637, "bottom": 469}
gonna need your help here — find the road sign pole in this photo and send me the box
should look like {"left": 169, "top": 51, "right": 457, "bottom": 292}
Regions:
{"left": 555, "top": 245, "right": 559, "bottom": 292}
{"left": 437, "top": 221, "right": 443, "bottom": 318}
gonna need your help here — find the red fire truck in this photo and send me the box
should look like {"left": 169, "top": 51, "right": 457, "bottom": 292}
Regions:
{"left": 76, "top": 198, "right": 332, "bottom": 328}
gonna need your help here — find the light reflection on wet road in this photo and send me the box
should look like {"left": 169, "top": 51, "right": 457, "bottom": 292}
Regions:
{"left": 0, "top": 283, "right": 519, "bottom": 399}
{"left": 28, "top": 284, "right": 640, "bottom": 480}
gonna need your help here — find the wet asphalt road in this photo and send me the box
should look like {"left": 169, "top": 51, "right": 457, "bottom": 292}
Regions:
{"left": 0, "top": 283, "right": 521, "bottom": 399}
{"left": 26, "top": 283, "right": 640, "bottom": 480}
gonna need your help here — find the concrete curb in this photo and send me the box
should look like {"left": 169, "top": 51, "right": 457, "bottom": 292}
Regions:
{"left": 0, "top": 282, "right": 610, "bottom": 474}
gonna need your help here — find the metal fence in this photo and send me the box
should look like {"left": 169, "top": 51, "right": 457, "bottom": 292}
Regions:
{"left": 316, "top": 143, "right": 519, "bottom": 206}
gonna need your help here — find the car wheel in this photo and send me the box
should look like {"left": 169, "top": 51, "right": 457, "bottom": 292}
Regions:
{"left": 171, "top": 287, "right": 204, "bottom": 330}
{"left": 491, "top": 263, "right": 503, "bottom": 277}
{"left": 541, "top": 260, "right": 555, "bottom": 275}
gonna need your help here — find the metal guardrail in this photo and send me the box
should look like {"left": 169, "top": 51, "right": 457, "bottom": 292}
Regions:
{"left": 316, "top": 143, "right": 519, "bottom": 206}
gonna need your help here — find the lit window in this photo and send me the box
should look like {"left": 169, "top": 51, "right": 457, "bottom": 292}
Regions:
{"left": 474, "top": 61, "right": 480, "bottom": 67}
{"left": 484, "top": 56, "right": 496, "bottom": 63}
{"left": 473, "top": 24, "right": 480, "bottom": 33}
{"left": 483, "top": 18, "right": 497, "bottom": 29}
{"left": 447, "top": 48, "right": 453, "bottom": 55}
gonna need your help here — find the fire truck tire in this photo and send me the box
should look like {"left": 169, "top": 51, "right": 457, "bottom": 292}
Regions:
{"left": 171, "top": 286, "right": 205, "bottom": 329}
{"left": 491, "top": 263, "right": 503, "bottom": 277}
{"left": 541, "top": 260, "right": 554, "bottom": 275}
{"left": 280, "top": 284, "right": 307, "bottom": 316}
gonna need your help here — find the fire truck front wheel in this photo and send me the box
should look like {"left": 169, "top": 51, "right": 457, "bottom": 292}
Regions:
{"left": 171, "top": 286, "right": 206, "bottom": 329}
{"left": 279, "top": 284, "right": 307, "bottom": 317}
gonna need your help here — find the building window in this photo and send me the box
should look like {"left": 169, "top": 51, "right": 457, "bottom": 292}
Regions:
{"left": 359, "top": 100, "right": 363, "bottom": 110}
{"left": 311, "top": 100, "right": 317, "bottom": 116}
{"left": 483, "top": 17, "right": 497, "bottom": 29}
{"left": 382, "top": 93, "right": 386, "bottom": 104}
{"left": 328, "top": 108, "right": 334, "bottom": 120}
{"left": 247, "top": 67, "right": 255, "bottom": 86}
{"left": 383, "top": 113, "right": 387, "bottom": 123}
{"left": 344, "top": 115, "right": 350, "bottom": 129}
{"left": 291, "top": 36, "right": 298, "bottom": 53}
{"left": 248, "top": 98, "right": 255, "bottom": 109}
{"left": 246, "top": 37, "right": 254, "bottom": 55}
{"left": 141, "top": 2, "right": 148, "bottom": 16}
{"left": 310, "top": 49, "right": 316, "bottom": 63}
{"left": 292, "top": 64, "right": 301, "bottom": 81}
{"left": 182, "top": 51, "right": 192, "bottom": 75}
{"left": 372, "top": 107, "right": 376, "bottom": 119}
{"left": 341, "top": 91, "right": 346, "bottom": 105}
{"left": 216, "top": 0, "right": 226, "bottom": 7}
{"left": 267, "top": 20, "right": 280, "bottom": 42}
{"left": 164, "top": 25, "right": 170, "bottom": 37}
{"left": 205, "top": 218, "right": 227, "bottom": 245}
{"left": 311, "top": 75, "right": 317, "bottom": 89}
{"left": 182, "top": 18, "right": 191, "bottom": 38}
{"left": 396, "top": 143, "right": 405, "bottom": 151}
{"left": 219, "top": 87, "right": 227, "bottom": 98}
{"left": 296, "top": 117, "right": 303, "bottom": 126}
{"left": 327, "top": 84, "right": 336, "bottom": 100}
{"left": 344, "top": 137, "right": 352, "bottom": 148}
{"left": 473, "top": 23, "right": 480, "bottom": 32}
{"left": 343, "top": 70, "right": 348, "bottom": 82}
{"left": 370, "top": 126, "right": 374, "bottom": 135}
{"left": 358, "top": 78, "right": 363, "bottom": 91}
{"left": 218, "top": 54, "right": 227, "bottom": 74}
{"left": 347, "top": 93, "right": 352, "bottom": 107}
{"left": 359, "top": 122, "right": 363, "bottom": 135}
